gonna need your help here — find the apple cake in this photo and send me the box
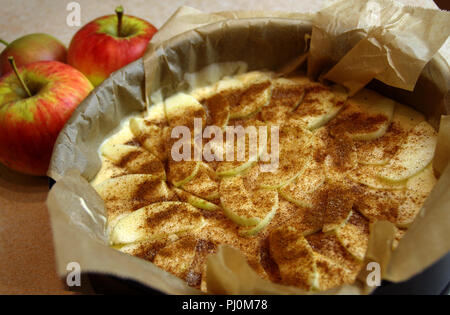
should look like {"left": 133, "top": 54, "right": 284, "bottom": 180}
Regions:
{"left": 91, "top": 71, "right": 438, "bottom": 292}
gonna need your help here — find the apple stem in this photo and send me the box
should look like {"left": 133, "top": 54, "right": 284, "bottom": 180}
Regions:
{"left": 115, "top": 6, "right": 124, "bottom": 37}
{"left": 0, "top": 38, "right": 9, "bottom": 46}
{"left": 8, "top": 56, "right": 32, "bottom": 98}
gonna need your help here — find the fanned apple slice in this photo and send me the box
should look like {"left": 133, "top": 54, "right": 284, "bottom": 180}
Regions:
{"left": 354, "top": 187, "right": 405, "bottom": 223}
{"left": 257, "top": 123, "right": 313, "bottom": 189}
{"left": 215, "top": 118, "right": 266, "bottom": 177}
{"left": 269, "top": 226, "right": 318, "bottom": 291}
{"left": 334, "top": 211, "right": 370, "bottom": 261}
{"left": 306, "top": 232, "right": 362, "bottom": 286}
{"left": 279, "top": 158, "right": 325, "bottom": 208}
{"left": 167, "top": 160, "right": 200, "bottom": 188}
{"left": 219, "top": 170, "right": 278, "bottom": 229}
{"left": 290, "top": 83, "right": 348, "bottom": 130}
{"left": 354, "top": 123, "right": 406, "bottom": 166}
{"left": 90, "top": 158, "right": 127, "bottom": 186}
{"left": 94, "top": 174, "right": 176, "bottom": 230}
{"left": 324, "top": 132, "right": 358, "bottom": 178}
{"left": 260, "top": 77, "right": 305, "bottom": 125}
{"left": 396, "top": 163, "right": 437, "bottom": 228}
{"left": 354, "top": 103, "right": 424, "bottom": 165}
{"left": 153, "top": 235, "right": 199, "bottom": 281}
{"left": 173, "top": 187, "right": 221, "bottom": 212}
{"left": 217, "top": 72, "right": 272, "bottom": 119}
{"left": 117, "top": 237, "right": 169, "bottom": 261}
{"left": 379, "top": 121, "right": 437, "bottom": 182}
{"left": 129, "top": 117, "right": 170, "bottom": 161}
{"left": 164, "top": 93, "right": 206, "bottom": 129}
{"left": 331, "top": 89, "right": 395, "bottom": 140}
{"left": 200, "top": 93, "right": 230, "bottom": 129}
{"left": 101, "top": 144, "right": 166, "bottom": 179}
{"left": 110, "top": 202, "right": 205, "bottom": 245}
{"left": 322, "top": 183, "right": 356, "bottom": 233}
{"left": 349, "top": 164, "right": 406, "bottom": 190}
{"left": 181, "top": 162, "right": 219, "bottom": 201}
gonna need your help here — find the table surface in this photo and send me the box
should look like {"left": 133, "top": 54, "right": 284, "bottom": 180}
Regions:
{"left": 0, "top": 0, "right": 443, "bottom": 295}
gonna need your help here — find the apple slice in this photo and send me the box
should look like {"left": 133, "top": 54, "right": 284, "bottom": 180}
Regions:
{"left": 219, "top": 170, "right": 278, "bottom": 229}
{"left": 334, "top": 211, "right": 370, "bottom": 261}
{"left": 117, "top": 237, "right": 169, "bottom": 260}
{"left": 215, "top": 118, "right": 266, "bottom": 177}
{"left": 152, "top": 235, "right": 198, "bottom": 280}
{"left": 349, "top": 164, "right": 406, "bottom": 190}
{"left": 290, "top": 83, "right": 348, "bottom": 130}
{"left": 305, "top": 232, "right": 362, "bottom": 287}
{"left": 354, "top": 187, "right": 405, "bottom": 223}
{"left": 396, "top": 163, "right": 437, "bottom": 228}
{"left": 279, "top": 158, "right": 325, "bottom": 208}
{"left": 269, "top": 226, "right": 318, "bottom": 291}
{"left": 167, "top": 160, "right": 200, "bottom": 188}
{"left": 200, "top": 93, "right": 230, "bottom": 129}
{"left": 173, "top": 187, "right": 221, "bottom": 212}
{"left": 324, "top": 133, "right": 358, "bottom": 178}
{"left": 110, "top": 201, "right": 205, "bottom": 245}
{"left": 379, "top": 121, "right": 437, "bottom": 182}
{"left": 260, "top": 77, "right": 305, "bottom": 125}
{"left": 332, "top": 89, "right": 395, "bottom": 140}
{"left": 217, "top": 72, "right": 272, "bottom": 119}
{"left": 129, "top": 117, "right": 170, "bottom": 161}
{"left": 94, "top": 174, "right": 176, "bottom": 231}
{"left": 101, "top": 144, "right": 166, "bottom": 179}
{"left": 181, "top": 162, "right": 219, "bottom": 201}
{"left": 322, "top": 184, "right": 355, "bottom": 233}
{"left": 164, "top": 92, "right": 206, "bottom": 129}
{"left": 354, "top": 103, "right": 424, "bottom": 165}
{"left": 257, "top": 123, "right": 313, "bottom": 189}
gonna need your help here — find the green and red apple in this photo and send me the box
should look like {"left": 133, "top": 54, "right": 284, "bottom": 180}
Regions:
{"left": 0, "top": 59, "right": 93, "bottom": 176}
{"left": 68, "top": 6, "right": 157, "bottom": 87}
{"left": 0, "top": 33, "right": 67, "bottom": 76}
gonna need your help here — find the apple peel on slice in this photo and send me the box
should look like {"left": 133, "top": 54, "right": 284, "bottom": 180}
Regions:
{"left": 349, "top": 164, "right": 406, "bottom": 190}
{"left": 334, "top": 211, "right": 370, "bottom": 261}
{"left": 258, "top": 124, "right": 313, "bottom": 189}
{"left": 217, "top": 72, "right": 272, "bottom": 120}
{"left": 379, "top": 121, "right": 437, "bottom": 182}
{"left": 164, "top": 93, "right": 206, "bottom": 129}
{"left": 279, "top": 158, "right": 325, "bottom": 208}
{"left": 334, "top": 89, "right": 395, "bottom": 141}
{"left": 101, "top": 144, "right": 166, "bottom": 179}
{"left": 291, "top": 83, "right": 348, "bottom": 130}
{"left": 129, "top": 116, "right": 170, "bottom": 161}
{"left": 219, "top": 174, "right": 278, "bottom": 230}
{"left": 173, "top": 187, "right": 221, "bottom": 212}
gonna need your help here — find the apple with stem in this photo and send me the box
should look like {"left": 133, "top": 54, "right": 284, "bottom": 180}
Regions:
{"left": 68, "top": 6, "right": 157, "bottom": 87}
{"left": 0, "top": 57, "right": 93, "bottom": 176}
{"left": 0, "top": 33, "right": 67, "bottom": 76}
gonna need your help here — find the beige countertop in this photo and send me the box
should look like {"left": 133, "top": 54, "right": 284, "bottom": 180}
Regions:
{"left": 0, "top": 0, "right": 443, "bottom": 295}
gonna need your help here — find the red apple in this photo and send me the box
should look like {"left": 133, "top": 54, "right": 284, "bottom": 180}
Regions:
{"left": 68, "top": 6, "right": 157, "bottom": 87}
{"left": 0, "top": 33, "right": 67, "bottom": 77}
{"left": 0, "top": 58, "right": 93, "bottom": 176}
